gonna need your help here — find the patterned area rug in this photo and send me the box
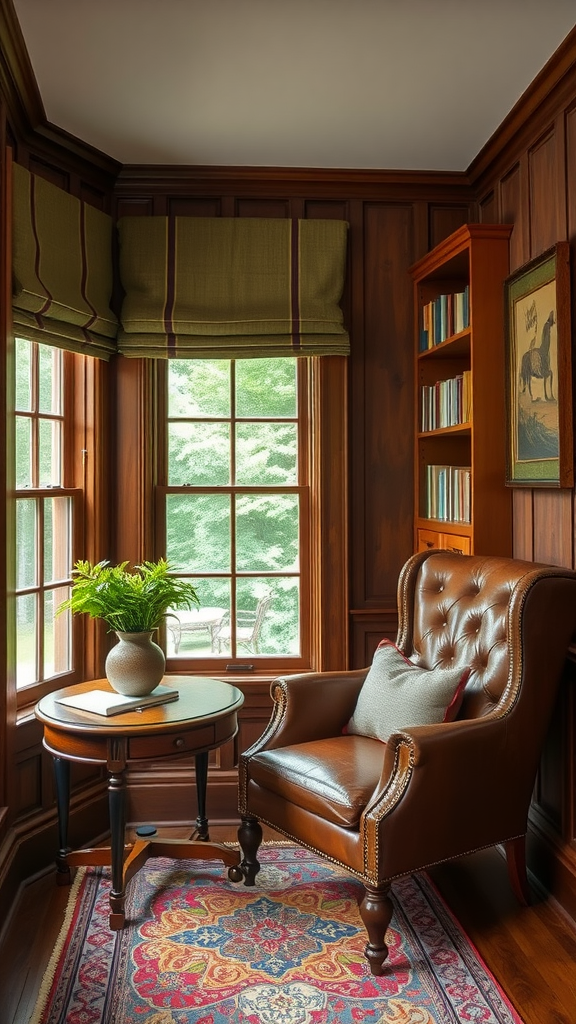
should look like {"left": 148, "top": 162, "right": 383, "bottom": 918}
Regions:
{"left": 31, "top": 845, "right": 524, "bottom": 1024}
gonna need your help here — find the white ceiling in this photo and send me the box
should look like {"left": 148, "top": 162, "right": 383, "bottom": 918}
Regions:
{"left": 12, "top": 0, "right": 576, "bottom": 171}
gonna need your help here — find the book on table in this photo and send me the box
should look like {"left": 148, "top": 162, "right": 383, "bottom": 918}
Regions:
{"left": 56, "top": 684, "right": 179, "bottom": 717}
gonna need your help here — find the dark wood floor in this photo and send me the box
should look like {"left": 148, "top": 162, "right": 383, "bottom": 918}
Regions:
{"left": 2, "top": 826, "right": 576, "bottom": 1024}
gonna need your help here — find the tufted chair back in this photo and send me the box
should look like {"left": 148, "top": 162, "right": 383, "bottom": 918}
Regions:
{"left": 398, "top": 549, "right": 576, "bottom": 727}
{"left": 238, "top": 549, "right": 576, "bottom": 976}
{"left": 402, "top": 552, "right": 515, "bottom": 718}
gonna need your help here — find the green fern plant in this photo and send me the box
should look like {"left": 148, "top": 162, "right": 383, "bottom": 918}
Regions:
{"left": 59, "top": 558, "right": 200, "bottom": 633}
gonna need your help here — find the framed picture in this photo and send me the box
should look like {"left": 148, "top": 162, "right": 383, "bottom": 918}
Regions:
{"left": 504, "top": 241, "right": 573, "bottom": 487}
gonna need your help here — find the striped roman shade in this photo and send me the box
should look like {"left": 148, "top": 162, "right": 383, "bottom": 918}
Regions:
{"left": 12, "top": 163, "right": 118, "bottom": 359}
{"left": 116, "top": 217, "right": 349, "bottom": 358}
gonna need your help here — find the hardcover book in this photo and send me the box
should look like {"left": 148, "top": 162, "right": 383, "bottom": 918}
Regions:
{"left": 56, "top": 684, "right": 179, "bottom": 717}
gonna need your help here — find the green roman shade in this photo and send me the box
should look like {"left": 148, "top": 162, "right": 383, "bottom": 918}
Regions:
{"left": 12, "top": 163, "right": 118, "bottom": 359}
{"left": 116, "top": 216, "right": 349, "bottom": 358}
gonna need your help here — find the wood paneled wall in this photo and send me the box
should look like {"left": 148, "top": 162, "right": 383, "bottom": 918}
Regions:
{"left": 469, "top": 47, "right": 576, "bottom": 920}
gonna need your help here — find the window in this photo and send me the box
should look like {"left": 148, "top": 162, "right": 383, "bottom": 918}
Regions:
{"left": 158, "top": 357, "right": 310, "bottom": 671}
{"left": 14, "top": 338, "right": 82, "bottom": 705}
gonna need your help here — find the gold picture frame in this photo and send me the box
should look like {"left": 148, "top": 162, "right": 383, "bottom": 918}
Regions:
{"left": 504, "top": 242, "right": 573, "bottom": 487}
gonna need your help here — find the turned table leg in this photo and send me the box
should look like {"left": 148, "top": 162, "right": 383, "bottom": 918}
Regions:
{"left": 53, "top": 756, "right": 71, "bottom": 885}
{"left": 194, "top": 751, "right": 210, "bottom": 840}
{"left": 108, "top": 767, "right": 127, "bottom": 930}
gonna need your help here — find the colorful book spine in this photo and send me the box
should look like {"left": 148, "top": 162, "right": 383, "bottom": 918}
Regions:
{"left": 420, "top": 284, "right": 469, "bottom": 349}
{"left": 425, "top": 464, "right": 471, "bottom": 523}
{"left": 420, "top": 369, "right": 472, "bottom": 432}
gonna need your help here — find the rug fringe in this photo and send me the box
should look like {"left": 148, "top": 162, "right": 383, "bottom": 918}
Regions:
{"left": 222, "top": 838, "right": 296, "bottom": 847}
{"left": 28, "top": 868, "right": 86, "bottom": 1024}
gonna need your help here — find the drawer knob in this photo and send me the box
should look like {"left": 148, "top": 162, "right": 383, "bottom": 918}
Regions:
{"left": 173, "top": 737, "right": 185, "bottom": 749}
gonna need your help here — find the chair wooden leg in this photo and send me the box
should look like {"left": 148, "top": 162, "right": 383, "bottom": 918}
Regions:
{"left": 238, "top": 815, "right": 263, "bottom": 886}
{"left": 505, "top": 835, "right": 531, "bottom": 906}
{"left": 359, "top": 883, "right": 393, "bottom": 976}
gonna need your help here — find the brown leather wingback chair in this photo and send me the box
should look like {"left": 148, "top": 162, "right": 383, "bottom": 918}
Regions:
{"left": 238, "top": 550, "right": 576, "bottom": 975}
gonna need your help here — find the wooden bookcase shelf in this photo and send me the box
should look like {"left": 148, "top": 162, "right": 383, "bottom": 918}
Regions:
{"left": 410, "top": 223, "right": 514, "bottom": 556}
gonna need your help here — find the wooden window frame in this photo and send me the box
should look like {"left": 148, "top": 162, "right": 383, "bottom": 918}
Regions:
{"left": 12, "top": 345, "right": 81, "bottom": 709}
{"left": 11, "top": 348, "right": 111, "bottom": 710}
{"left": 113, "top": 355, "right": 349, "bottom": 677}
{"left": 155, "top": 358, "right": 311, "bottom": 676}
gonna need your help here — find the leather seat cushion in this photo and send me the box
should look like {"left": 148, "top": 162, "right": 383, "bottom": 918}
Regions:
{"left": 246, "top": 734, "right": 385, "bottom": 828}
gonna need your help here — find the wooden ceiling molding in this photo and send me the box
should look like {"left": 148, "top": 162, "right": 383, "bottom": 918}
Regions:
{"left": 114, "top": 164, "right": 475, "bottom": 203}
{"left": 469, "top": 24, "right": 576, "bottom": 195}
{"left": 0, "top": 0, "right": 119, "bottom": 190}
{"left": 0, "top": 0, "right": 44, "bottom": 140}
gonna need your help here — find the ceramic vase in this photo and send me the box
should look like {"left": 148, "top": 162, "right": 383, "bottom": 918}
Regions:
{"left": 105, "top": 630, "right": 166, "bottom": 697}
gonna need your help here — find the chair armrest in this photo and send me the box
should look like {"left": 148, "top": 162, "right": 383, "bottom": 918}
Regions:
{"left": 362, "top": 712, "right": 530, "bottom": 874}
{"left": 242, "top": 669, "right": 369, "bottom": 755}
{"left": 369, "top": 713, "right": 509, "bottom": 813}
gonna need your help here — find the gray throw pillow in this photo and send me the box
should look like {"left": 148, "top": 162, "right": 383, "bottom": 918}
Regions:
{"left": 346, "top": 640, "right": 469, "bottom": 743}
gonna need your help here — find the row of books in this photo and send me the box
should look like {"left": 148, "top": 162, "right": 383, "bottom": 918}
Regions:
{"left": 420, "top": 371, "right": 471, "bottom": 432}
{"left": 424, "top": 464, "right": 471, "bottom": 523}
{"left": 419, "top": 285, "right": 470, "bottom": 351}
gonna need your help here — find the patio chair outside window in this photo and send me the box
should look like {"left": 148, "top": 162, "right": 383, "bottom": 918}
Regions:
{"left": 213, "top": 592, "right": 273, "bottom": 655}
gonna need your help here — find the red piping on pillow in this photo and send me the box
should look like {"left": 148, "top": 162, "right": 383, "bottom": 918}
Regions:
{"left": 376, "top": 638, "right": 408, "bottom": 658}
{"left": 443, "top": 668, "right": 470, "bottom": 722}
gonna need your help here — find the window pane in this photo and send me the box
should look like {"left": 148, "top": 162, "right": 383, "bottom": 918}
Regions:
{"left": 16, "top": 593, "right": 37, "bottom": 687}
{"left": 15, "top": 416, "right": 32, "bottom": 488}
{"left": 39, "top": 345, "right": 62, "bottom": 414}
{"left": 15, "top": 337, "right": 32, "bottom": 411}
{"left": 14, "top": 340, "right": 73, "bottom": 693}
{"left": 39, "top": 419, "right": 62, "bottom": 486}
{"left": 214, "top": 578, "right": 298, "bottom": 657}
{"left": 44, "top": 588, "right": 71, "bottom": 677}
{"left": 236, "top": 423, "right": 297, "bottom": 484}
{"left": 16, "top": 499, "right": 36, "bottom": 589}
{"left": 236, "top": 358, "right": 297, "bottom": 417}
{"left": 166, "top": 578, "right": 230, "bottom": 658}
{"left": 236, "top": 494, "right": 299, "bottom": 572}
{"left": 44, "top": 497, "right": 72, "bottom": 584}
{"left": 166, "top": 493, "right": 230, "bottom": 572}
{"left": 168, "top": 359, "right": 230, "bottom": 418}
{"left": 168, "top": 422, "right": 229, "bottom": 485}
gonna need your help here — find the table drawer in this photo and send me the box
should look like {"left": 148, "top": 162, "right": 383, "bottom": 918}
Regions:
{"left": 129, "top": 724, "right": 215, "bottom": 760}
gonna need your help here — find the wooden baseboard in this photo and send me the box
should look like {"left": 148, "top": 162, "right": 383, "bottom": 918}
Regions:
{"left": 528, "top": 810, "right": 576, "bottom": 925}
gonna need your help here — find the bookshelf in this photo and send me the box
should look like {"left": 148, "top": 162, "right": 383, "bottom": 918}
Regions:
{"left": 410, "top": 224, "right": 513, "bottom": 556}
